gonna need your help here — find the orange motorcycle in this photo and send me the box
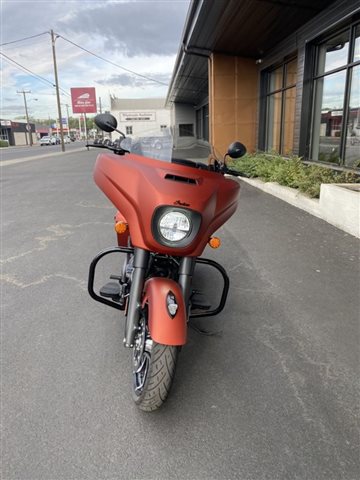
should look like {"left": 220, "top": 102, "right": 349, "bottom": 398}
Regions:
{"left": 88, "top": 113, "right": 246, "bottom": 411}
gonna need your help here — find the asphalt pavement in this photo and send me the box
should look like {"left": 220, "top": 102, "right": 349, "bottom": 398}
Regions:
{"left": 1, "top": 148, "right": 359, "bottom": 479}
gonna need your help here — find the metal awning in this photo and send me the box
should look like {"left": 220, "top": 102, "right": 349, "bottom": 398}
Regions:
{"left": 167, "top": 0, "right": 336, "bottom": 106}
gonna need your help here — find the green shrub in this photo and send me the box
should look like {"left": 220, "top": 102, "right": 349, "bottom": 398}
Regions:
{"left": 231, "top": 153, "right": 359, "bottom": 198}
{"left": 0, "top": 140, "right": 9, "bottom": 147}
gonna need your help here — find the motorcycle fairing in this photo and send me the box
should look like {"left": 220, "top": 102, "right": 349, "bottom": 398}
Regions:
{"left": 94, "top": 152, "right": 240, "bottom": 257}
{"left": 142, "top": 277, "right": 187, "bottom": 346}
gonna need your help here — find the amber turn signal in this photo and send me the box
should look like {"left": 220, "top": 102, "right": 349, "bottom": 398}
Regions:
{"left": 208, "top": 237, "right": 221, "bottom": 249}
{"left": 115, "top": 221, "right": 128, "bottom": 234}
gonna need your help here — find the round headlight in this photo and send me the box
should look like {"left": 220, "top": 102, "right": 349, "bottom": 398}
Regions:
{"left": 159, "top": 211, "right": 191, "bottom": 242}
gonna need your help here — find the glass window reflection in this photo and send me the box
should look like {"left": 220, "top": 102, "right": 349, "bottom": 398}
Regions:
{"left": 285, "top": 59, "right": 297, "bottom": 87}
{"left": 317, "top": 30, "right": 349, "bottom": 75}
{"left": 354, "top": 25, "right": 360, "bottom": 62}
{"left": 312, "top": 70, "right": 347, "bottom": 164}
{"left": 282, "top": 87, "right": 296, "bottom": 155}
{"left": 345, "top": 66, "right": 360, "bottom": 168}
{"left": 266, "top": 92, "right": 282, "bottom": 152}
{"left": 269, "top": 67, "right": 283, "bottom": 92}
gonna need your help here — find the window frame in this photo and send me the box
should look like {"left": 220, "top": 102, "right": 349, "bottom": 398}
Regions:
{"left": 261, "top": 56, "right": 297, "bottom": 155}
{"left": 306, "top": 20, "right": 360, "bottom": 167}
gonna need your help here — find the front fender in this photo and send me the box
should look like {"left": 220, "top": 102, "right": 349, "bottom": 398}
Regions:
{"left": 142, "top": 278, "right": 187, "bottom": 346}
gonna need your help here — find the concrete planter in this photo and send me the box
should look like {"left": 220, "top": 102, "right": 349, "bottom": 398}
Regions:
{"left": 319, "top": 184, "right": 360, "bottom": 238}
{"left": 241, "top": 178, "right": 360, "bottom": 238}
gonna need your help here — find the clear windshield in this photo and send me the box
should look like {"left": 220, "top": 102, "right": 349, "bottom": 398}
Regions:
{"left": 120, "top": 127, "right": 174, "bottom": 162}
{"left": 117, "top": 127, "right": 214, "bottom": 166}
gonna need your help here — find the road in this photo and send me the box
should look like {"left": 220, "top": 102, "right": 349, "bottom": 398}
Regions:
{"left": 1, "top": 148, "right": 359, "bottom": 479}
{"left": 0, "top": 141, "right": 87, "bottom": 163}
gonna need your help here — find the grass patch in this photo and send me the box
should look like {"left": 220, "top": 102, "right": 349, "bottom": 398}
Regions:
{"left": 231, "top": 153, "right": 359, "bottom": 198}
{"left": 0, "top": 140, "right": 9, "bottom": 147}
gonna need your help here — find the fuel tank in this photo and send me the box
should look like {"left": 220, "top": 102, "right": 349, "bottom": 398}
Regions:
{"left": 94, "top": 152, "right": 240, "bottom": 256}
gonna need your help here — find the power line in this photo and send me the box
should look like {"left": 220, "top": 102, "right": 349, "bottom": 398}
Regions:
{"left": 57, "top": 33, "right": 169, "bottom": 86}
{"left": 0, "top": 52, "right": 70, "bottom": 97}
{"left": 0, "top": 52, "right": 55, "bottom": 87}
{"left": 0, "top": 31, "right": 49, "bottom": 47}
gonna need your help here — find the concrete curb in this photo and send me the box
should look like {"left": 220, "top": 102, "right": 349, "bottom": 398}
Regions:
{"left": 240, "top": 177, "right": 359, "bottom": 238}
{"left": 1, "top": 147, "right": 86, "bottom": 167}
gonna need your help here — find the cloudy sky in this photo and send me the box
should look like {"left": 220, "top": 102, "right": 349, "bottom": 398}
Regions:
{"left": 0, "top": 0, "right": 190, "bottom": 120}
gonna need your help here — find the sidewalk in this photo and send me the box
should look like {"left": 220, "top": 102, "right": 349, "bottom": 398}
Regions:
{"left": 240, "top": 177, "right": 360, "bottom": 238}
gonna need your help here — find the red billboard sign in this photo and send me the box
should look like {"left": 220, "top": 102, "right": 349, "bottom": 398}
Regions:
{"left": 70, "top": 87, "right": 97, "bottom": 114}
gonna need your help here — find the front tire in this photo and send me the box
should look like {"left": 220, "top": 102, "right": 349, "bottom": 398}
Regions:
{"left": 132, "top": 315, "right": 179, "bottom": 411}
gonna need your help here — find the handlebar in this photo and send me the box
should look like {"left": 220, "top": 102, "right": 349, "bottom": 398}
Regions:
{"left": 86, "top": 143, "right": 129, "bottom": 155}
{"left": 223, "top": 167, "right": 250, "bottom": 178}
{"left": 86, "top": 142, "right": 249, "bottom": 177}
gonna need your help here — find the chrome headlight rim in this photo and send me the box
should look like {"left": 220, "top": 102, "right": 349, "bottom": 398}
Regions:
{"left": 152, "top": 206, "right": 202, "bottom": 248}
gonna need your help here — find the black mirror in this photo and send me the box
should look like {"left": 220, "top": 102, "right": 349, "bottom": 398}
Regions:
{"left": 227, "top": 141, "right": 246, "bottom": 159}
{"left": 94, "top": 113, "right": 118, "bottom": 133}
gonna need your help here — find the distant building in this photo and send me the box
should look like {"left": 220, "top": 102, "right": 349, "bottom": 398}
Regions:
{"left": 110, "top": 97, "right": 171, "bottom": 138}
{"left": 0, "top": 119, "right": 36, "bottom": 146}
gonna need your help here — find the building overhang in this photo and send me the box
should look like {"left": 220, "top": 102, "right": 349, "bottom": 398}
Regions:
{"left": 166, "top": 0, "right": 336, "bottom": 106}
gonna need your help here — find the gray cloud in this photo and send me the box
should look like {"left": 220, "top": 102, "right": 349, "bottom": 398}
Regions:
{"left": 57, "top": 1, "right": 189, "bottom": 57}
{"left": 96, "top": 72, "right": 171, "bottom": 87}
{"left": 2, "top": 1, "right": 189, "bottom": 57}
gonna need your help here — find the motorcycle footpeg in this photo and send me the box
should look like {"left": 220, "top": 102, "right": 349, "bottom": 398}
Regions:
{"left": 190, "top": 291, "right": 211, "bottom": 311}
{"left": 100, "top": 282, "right": 121, "bottom": 302}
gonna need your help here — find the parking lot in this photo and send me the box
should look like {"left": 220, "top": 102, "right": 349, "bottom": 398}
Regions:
{"left": 2, "top": 148, "right": 359, "bottom": 479}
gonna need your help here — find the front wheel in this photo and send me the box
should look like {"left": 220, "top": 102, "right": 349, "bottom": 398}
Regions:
{"left": 132, "top": 315, "right": 179, "bottom": 411}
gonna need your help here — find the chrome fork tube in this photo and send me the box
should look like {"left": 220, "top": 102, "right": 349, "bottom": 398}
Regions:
{"left": 124, "top": 248, "right": 149, "bottom": 348}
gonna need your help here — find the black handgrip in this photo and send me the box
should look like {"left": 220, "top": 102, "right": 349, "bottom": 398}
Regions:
{"left": 86, "top": 143, "right": 109, "bottom": 149}
{"left": 86, "top": 143, "right": 129, "bottom": 155}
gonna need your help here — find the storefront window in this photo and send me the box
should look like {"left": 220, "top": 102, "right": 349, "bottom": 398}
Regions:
{"left": 312, "top": 70, "right": 346, "bottom": 164}
{"left": 345, "top": 65, "right": 360, "bottom": 168}
{"left": 265, "top": 58, "right": 297, "bottom": 155}
{"left": 317, "top": 30, "right": 350, "bottom": 75}
{"left": 266, "top": 92, "right": 282, "bottom": 152}
{"left": 353, "top": 25, "right": 360, "bottom": 62}
{"left": 283, "top": 87, "right": 297, "bottom": 155}
{"left": 311, "top": 23, "right": 360, "bottom": 167}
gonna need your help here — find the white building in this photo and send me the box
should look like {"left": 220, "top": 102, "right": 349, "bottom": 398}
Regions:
{"left": 110, "top": 97, "right": 171, "bottom": 139}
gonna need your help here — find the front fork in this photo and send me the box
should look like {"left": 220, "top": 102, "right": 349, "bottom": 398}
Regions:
{"left": 124, "top": 249, "right": 195, "bottom": 348}
{"left": 124, "top": 248, "right": 149, "bottom": 348}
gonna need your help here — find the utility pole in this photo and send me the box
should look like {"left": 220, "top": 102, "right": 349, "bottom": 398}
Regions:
{"left": 17, "top": 89, "right": 33, "bottom": 146}
{"left": 51, "top": 29, "right": 65, "bottom": 152}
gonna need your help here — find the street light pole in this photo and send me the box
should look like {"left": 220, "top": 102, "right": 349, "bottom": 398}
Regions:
{"left": 61, "top": 103, "right": 71, "bottom": 137}
{"left": 17, "top": 89, "right": 33, "bottom": 146}
{"left": 51, "top": 29, "right": 65, "bottom": 152}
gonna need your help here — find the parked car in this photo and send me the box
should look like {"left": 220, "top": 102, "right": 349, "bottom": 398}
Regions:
{"left": 53, "top": 136, "right": 61, "bottom": 145}
{"left": 40, "top": 136, "right": 56, "bottom": 146}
